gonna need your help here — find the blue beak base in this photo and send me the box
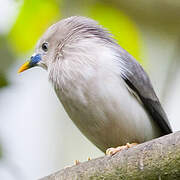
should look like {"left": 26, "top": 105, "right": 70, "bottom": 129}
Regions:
{"left": 29, "top": 54, "right": 42, "bottom": 67}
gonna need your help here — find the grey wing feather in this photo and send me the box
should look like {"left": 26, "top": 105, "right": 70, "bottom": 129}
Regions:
{"left": 116, "top": 48, "right": 172, "bottom": 134}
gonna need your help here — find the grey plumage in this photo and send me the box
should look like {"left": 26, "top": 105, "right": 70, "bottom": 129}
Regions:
{"left": 117, "top": 51, "right": 172, "bottom": 134}
{"left": 20, "top": 16, "right": 172, "bottom": 152}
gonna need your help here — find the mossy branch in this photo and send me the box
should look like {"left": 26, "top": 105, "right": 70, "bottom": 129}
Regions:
{"left": 40, "top": 131, "right": 180, "bottom": 180}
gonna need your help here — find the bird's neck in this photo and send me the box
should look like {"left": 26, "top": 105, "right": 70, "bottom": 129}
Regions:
{"left": 48, "top": 39, "right": 124, "bottom": 93}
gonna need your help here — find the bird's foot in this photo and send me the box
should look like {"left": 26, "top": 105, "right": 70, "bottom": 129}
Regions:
{"left": 75, "top": 160, "right": 80, "bottom": 165}
{"left": 74, "top": 157, "right": 91, "bottom": 165}
{"left": 106, "top": 143, "right": 138, "bottom": 156}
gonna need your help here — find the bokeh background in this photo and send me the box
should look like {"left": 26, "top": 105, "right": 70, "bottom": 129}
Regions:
{"left": 1, "top": 0, "right": 180, "bottom": 179}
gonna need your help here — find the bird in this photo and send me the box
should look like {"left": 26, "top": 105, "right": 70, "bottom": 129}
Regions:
{"left": 18, "top": 16, "right": 172, "bottom": 155}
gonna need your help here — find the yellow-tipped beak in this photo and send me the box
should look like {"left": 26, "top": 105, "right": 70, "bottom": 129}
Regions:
{"left": 18, "top": 61, "right": 30, "bottom": 73}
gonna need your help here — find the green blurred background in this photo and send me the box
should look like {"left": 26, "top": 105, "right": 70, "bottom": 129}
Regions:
{"left": 0, "top": 0, "right": 180, "bottom": 179}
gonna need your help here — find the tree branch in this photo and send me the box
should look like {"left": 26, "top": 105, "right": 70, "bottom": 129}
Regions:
{"left": 40, "top": 131, "right": 180, "bottom": 180}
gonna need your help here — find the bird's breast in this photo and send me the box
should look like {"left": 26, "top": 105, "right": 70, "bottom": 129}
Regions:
{"left": 53, "top": 70, "right": 162, "bottom": 152}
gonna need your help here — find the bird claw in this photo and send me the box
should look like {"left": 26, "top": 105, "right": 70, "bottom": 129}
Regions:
{"left": 75, "top": 160, "right": 80, "bottom": 165}
{"left": 74, "top": 157, "right": 91, "bottom": 165}
{"left": 106, "top": 143, "right": 138, "bottom": 156}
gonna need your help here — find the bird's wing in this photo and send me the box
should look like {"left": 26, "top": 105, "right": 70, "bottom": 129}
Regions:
{"left": 117, "top": 48, "right": 172, "bottom": 134}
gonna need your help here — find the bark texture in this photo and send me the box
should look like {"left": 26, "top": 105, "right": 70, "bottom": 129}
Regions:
{"left": 40, "top": 131, "right": 180, "bottom": 180}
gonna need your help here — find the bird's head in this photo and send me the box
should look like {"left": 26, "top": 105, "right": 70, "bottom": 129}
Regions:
{"left": 18, "top": 18, "right": 65, "bottom": 73}
{"left": 18, "top": 16, "right": 118, "bottom": 87}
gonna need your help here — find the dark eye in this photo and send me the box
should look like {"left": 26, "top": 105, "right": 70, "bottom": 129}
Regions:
{"left": 42, "top": 42, "right": 48, "bottom": 52}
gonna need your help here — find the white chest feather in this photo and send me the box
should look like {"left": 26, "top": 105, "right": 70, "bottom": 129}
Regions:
{"left": 49, "top": 42, "right": 161, "bottom": 152}
{"left": 55, "top": 75, "right": 161, "bottom": 152}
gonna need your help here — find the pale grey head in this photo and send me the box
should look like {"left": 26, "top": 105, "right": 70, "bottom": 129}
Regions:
{"left": 34, "top": 16, "right": 115, "bottom": 69}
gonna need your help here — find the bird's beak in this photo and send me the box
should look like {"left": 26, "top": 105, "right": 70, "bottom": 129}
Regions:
{"left": 18, "top": 61, "right": 31, "bottom": 73}
{"left": 18, "top": 54, "right": 42, "bottom": 73}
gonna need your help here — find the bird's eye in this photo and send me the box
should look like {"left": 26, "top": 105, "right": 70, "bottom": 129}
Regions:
{"left": 42, "top": 42, "right": 48, "bottom": 52}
